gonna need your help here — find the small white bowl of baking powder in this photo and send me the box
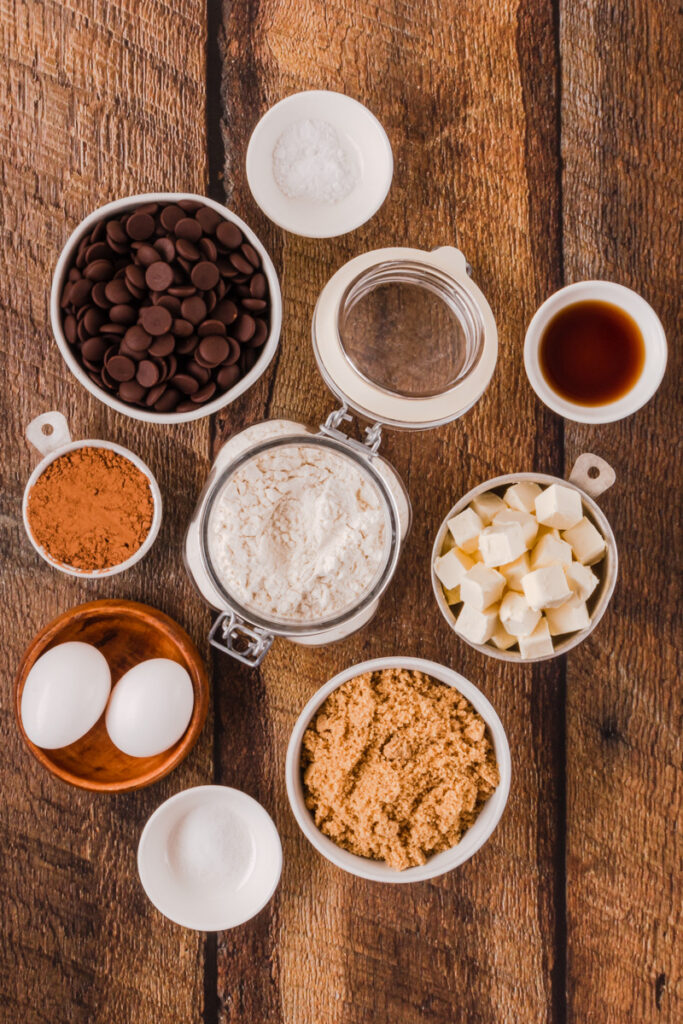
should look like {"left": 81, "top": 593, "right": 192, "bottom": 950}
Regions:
{"left": 246, "top": 90, "right": 393, "bottom": 238}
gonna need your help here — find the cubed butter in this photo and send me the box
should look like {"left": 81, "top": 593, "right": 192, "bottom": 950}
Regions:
{"left": 470, "top": 491, "right": 507, "bottom": 525}
{"left": 447, "top": 508, "right": 483, "bottom": 554}
{"left": 460, "top": 564, "right": 506, "bottom": 611}
{"left": 530, "top": 533, "right": 573, "bottom": 569}
{"left": 490, "top": 620, "right": 518, "bottom": 651}
{"left": 441, "top": 531, "right": 455, "bottom": 554}
{"left": 499, "top": 551, "right": 530, "bottom": 592}
{"left": 454, "top": 602, "right": 499, "bottom": 645}
{"left": 499, "top": 591, "right": 541, "bottom": 637}
{"left": 562, "top": 516, "right": 606, "bottom": 565}
{"left": 546, "top": 595, "right": 590, "bottom": 636}
{"left": 522, "top": 565, "right": 572, "bottom": 610}
{"left": 434, "top": 547, "right": 474, "bottom": 590}
{"left": 564, "top": 561, "right": 599, "bottom": 601}
{"left": 534, "top": 483, "right": 583, "bottom": 530}
{"left": 493, "top": 507, "right": 538, "bottom": 549}
{"left": 504, "top": 481, "right": 542, "bottom": 514}
{"left": 537, "top": 524, "right": 561, "bottom": 541}
{"left": 518, "top": 618, "right": 554, "bottom": 658}
{"left": 478, "top": 521, "right": 527, "bottom": 567}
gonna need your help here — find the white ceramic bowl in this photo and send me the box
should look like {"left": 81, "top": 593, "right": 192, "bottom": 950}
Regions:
{"left": 137, "top": 785, "right": 282, "bottom": 931}
{"left": 23, "top": 411, "right": 162, "bottom": 578}
{"left": 524, "top": 280, "right": 667, "bottom": 423}
{"left": 286, "top": 656, "right": 510, "bottom": 883}
{"left": 246, "top": 91, "right": 393, "bottom": 238}
{"left": 431, "top": 458, "right": 618, "bottom": 662}
{"left": 50, "top": 193, "right": 282, "bottom": 424}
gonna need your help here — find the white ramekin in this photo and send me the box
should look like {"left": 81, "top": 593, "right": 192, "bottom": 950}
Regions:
{"left": 137, "top": 786, "right": 282, "bottom": 931}
{"left": 23, "top": 411, "right": 162, "bottom": 578}
{"left": 50, "top": 193, "right": 282, "bottom": 424}
{"left": 430, "top": 455, "right": 618, "bottom": 663}
{"left": 524, "top": 280, "right": 667, "bottom": 423}
{"left": 285, "top": 656, "right": 511, "bottom": 883}
{"left": 246, "top": 90, "right": 393, "bottom": 238}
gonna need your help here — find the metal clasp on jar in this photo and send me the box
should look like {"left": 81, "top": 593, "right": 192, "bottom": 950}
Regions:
{"left": 318, "top": 405, "right": 383, "bottom": 456}
{"left": 209, "top": 612, "right": 274, "bottom": 667}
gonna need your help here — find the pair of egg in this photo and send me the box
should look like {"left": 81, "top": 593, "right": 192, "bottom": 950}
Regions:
{"left": 21, "top": 642, "right": 194, "bottom": 757}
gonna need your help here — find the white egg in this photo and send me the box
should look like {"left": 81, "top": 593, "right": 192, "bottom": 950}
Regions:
{"left": 105, "top": 659, "right": 194, "bottom": 758}
{"left": 21, "top": 642, "right": 111, "bottom": 749}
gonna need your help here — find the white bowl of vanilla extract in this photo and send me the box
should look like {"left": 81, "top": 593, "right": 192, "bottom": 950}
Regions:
{"left": 524, "top": 281, "right": 667, "bottom": 423}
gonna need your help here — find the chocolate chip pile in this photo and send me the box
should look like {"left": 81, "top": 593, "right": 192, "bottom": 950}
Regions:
{"left": 59, "top": 200, "right": 270, "bottom": 414}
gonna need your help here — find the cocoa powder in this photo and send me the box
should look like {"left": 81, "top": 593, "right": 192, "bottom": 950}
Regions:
{"left": 27, "top": 446, "right": 155, "bottom": 571}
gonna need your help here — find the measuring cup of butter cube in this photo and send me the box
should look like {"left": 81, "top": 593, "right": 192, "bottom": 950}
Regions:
{"left": 431, "top": 454, "right": 618, "bottom": 662}
{"left": 185, "top": 245, "right": 498, "bottom": 665}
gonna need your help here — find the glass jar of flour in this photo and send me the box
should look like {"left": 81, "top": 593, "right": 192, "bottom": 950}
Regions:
{"left": 185, "top": 246, "right": 498, "bottom": 665}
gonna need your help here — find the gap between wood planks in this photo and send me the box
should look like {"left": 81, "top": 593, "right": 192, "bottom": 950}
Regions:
{"left": 204, "top": 8, "right": 223, "bottom": 1024}
{"left": 549, "top": 1, "right": 568, "bottom": 1019}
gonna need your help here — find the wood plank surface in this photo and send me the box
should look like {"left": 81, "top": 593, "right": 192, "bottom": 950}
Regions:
{"left": 0, "top": 3, "right": 211, "bottom": 1023}
{"left": 561, "top": 2, "right": 682, "bottom": 1021}
{"left": 214, "top": 2, "right": 566, "bottom": 1023}
{"left": 0, "top": 1, "right": 679, "bottom": 1023}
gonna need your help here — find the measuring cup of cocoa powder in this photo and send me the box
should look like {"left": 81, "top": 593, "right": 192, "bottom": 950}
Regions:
{"left": 23, "top": 412, "right": 162, "bottom": 577}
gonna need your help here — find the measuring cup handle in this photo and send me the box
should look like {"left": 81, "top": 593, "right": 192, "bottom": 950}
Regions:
{"left": 568, "top": 453, "right": 616, "bottom": 499}
{"left": 426, "top": 246, "right": 471, "bottom": 280}
{"left": 26, "top": 412, "right": 72, "bottom": 456}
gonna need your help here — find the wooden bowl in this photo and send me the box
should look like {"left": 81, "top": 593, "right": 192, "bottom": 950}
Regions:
{"left": 14, "top": 599, "right": 209, "bottom": 792}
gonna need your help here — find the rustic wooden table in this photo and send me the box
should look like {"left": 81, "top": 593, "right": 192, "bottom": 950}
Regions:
{"left": 1, "top": 2, "right": 680, "bottom": 1022}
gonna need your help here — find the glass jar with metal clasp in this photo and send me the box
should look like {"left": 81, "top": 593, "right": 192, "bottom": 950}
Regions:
{"left": 184, "top": 246, "right": 498, "bottom": 666}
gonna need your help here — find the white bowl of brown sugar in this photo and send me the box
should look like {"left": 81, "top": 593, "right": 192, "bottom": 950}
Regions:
{"left": 285, "top": 657, "right": 511, "bottom": 883}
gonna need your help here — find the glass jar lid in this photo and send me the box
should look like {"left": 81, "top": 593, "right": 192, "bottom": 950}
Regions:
{"left": 312, "top": 246, "right": 498, "bottom": 428}
{"left": 199, "top": 434, "right": 402, "bottom": 635}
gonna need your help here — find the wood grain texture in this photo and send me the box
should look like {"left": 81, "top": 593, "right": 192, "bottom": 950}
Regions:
{"left": 1, "top": 1, "right": 680, "bottom": 1022}
{"left": 0, "top": 2, "right": 211, "bottom": 1023}
{"left": 214, "top": 2, "right": 565, "bottom": 1022}
{"left": 561, "top": 1, "right": 682, "bottom": 1021}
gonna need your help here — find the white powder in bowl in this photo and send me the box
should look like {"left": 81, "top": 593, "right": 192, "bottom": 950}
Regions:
{"left": 208, "top": 443, "right": 390, "bottom": 622}
{"left": 167, "top": 804, "right": 255, "bottom": 889}
{"left": 273, "top": 119, "right": 359, "bottom": 204}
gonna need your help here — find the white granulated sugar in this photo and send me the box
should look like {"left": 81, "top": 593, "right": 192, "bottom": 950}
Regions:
{"left": 168, "top": 805, "right": 254, "bottom": 888}
{"left": 273, "top": 118, "right": 359, "bottom": 204}
{"left": 209, "top": 444, "right": 388, "bottom": 622}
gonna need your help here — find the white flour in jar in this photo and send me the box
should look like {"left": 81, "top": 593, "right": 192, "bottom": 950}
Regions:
{"left": 208, "top": 443, "right": 389, "bottom": 622}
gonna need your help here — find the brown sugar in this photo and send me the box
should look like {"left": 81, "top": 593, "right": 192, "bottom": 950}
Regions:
{"left": 301, "top": 668, "right": 499, "bottom": 871}
{"left": 26, "top": 446, "right": 154, "bottom": 572}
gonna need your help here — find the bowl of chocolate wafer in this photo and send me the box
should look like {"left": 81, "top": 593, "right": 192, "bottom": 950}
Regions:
{"left": 50, "top": 193, "right": 282, "bottom": 424}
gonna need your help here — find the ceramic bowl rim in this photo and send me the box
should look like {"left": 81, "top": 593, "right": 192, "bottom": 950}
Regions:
{"left": 137, "top": 785, "right": 283, "bottom": 929}
{"left": 50, "top": 192, "right": 282, "bottom": 424}
{"left": 22, "top": 438, "right": 163, "bottom": 578}
{"left": 523, "top": 280, "right": 667, "bottom": 423}
{"left": 285, "top": 655, "right": 511, "bottom": 883}
{"left": 430, "top": 472, "right": 619, "bottom": 662}
{"left": 245, "top": 90, "right": 393, "bottom": 238}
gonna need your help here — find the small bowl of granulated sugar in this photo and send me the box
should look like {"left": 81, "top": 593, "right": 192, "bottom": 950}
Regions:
{"left": 286, "top": 657, "right": 511, "bottom": 883}
{"left": 137, "top": 785, "right": 282, "bottom": 930}
{"left": 246, "top": 90, "right": 393, "bottom": 237}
